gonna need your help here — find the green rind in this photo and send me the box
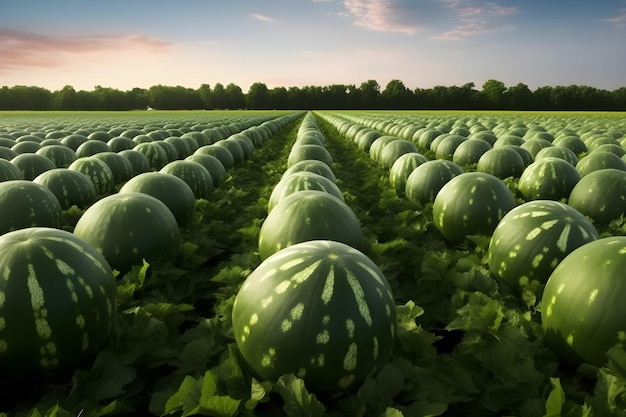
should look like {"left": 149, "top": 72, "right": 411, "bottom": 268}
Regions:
{"left": 488, "top": 200, "right": 599, "bottom": 294}
{"left": 542, "top": 236, "right": 626, "bottom": 367}
{"left": 232, "top": 240, "right": 396, "bottom": 398}
{"left": 0, "top": 227, "right": 116, "bottom": 381}
{"left": 73, "top": 193, "right": 181, "bottom": 272}
{"left": 433, "top": 172, "right": 515, "bottom": 243}
{"left": 0, "top": 180, "right": 63, "bottom": 235}
{"left": 258, "top": 190, "right": 363, "bottom": 261}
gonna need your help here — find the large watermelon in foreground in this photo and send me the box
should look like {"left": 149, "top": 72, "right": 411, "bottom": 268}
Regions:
{"left": 232, "top": 240, "right": 397, "bottom": 398}
{"left": 0, "top": 227, "right": 116, "bottom": 381}
{"left": 542, "top": 236, "right": 626, "bottom": 367}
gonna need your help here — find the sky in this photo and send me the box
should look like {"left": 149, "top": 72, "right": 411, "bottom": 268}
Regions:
{"left": 0, "top": 0, "right": 625, "bottom": 93}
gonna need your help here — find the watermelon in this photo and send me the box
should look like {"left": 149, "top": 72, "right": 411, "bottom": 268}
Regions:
{"left": 73, "top": 193, "right": 181, "bottom": 272}
{"left": 517, "top": 158, "right": 581, "bottom": 201}
{"left": 0, "top": 227, "right": 116, "bottom": 381}
{"left": 258, "top": 190, "right": 363, "bottom": 260}
{"left": 488, "top": 200, "right": 598, "bottom": 295}
{"left": 268, "top": 172, "right": 344, "bottom": 213}
{"left": 119, "top": 172, "right": 196, "bottom": 228}
{"left": 433, "top": 172, "right": 515, "bottom": 243}
{"left": 405, "top": 160, "right": 464, "bottom": 205}
{"left": 0, "top": 180, "right": 63, "bottom": 235}
{"left": 33, "top": 169, "right": 97, "bottom": 211}
{"left": 232, "top": 240, "right": 396, "bottom": 398}
{"left": 568, "top": 168, "right": 626, "bottom": 225}
{"left": 542, "top": 237, "right": 626, "bottom": 367}
{"left": 160, "top": 160, "right": 214, "bottom": 200}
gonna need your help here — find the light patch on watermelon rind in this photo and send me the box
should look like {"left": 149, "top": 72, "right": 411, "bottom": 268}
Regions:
{"left": 346, "top": 319, "right": 355, "bottom": 338}
{"left": 250, "top": 314, "right": 259, "bottom": 325}
{"left": 261, "top": 296, "right": 273, "bottom": 308}
{"left": 55, "top": 258, "right": 75, "bottom": 276}
{"left": 0, "top": 317, "right": 4, "bottom": 331}
{"left": 373, "top": 337, "right": 379, "bottom": 360}
{"left": 0, "top": 339, "right": 7, "bottom": 353}
{"left": 321, "top": 265, "right": 335, "bottom": 305}
{"left": 261, "top": 347, "right": 276, "bottom": 368}
{"left": 316, "top": 330, "right": 330, "bottom": 344}
{"left": 77, "top": 276, "right": 94, "bottom": 298}
{"left": 345, "top": 270, "right": 372, "bottom": 326}
{"left": 338, "top": 374, "right": 355, "bottom": 389}
{"left": 556, "top": 224, "right": 571, "bottom": 253}
{"left": 281, "top": 319, "right": 292, "bottom": 332}
{"left": 355, "top": 260, "right": 386, "bottom": 287}
{"left": 290, "top": 303, "right": 304, "bottom": 320}
{"left": 588, "top": 289, "right": 599, "bottom": 305}
{"left": 343, "top": 343, "right": 357, "bottom": 371}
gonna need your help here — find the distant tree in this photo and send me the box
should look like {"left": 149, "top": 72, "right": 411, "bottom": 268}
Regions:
{"left": 211, "top": 83, "right": 227, "bottom": 109}
{"left": 286, "top": 86, "right": 307, "bottom": 109}
{"left": 612, "top": 87, "right": 626, "bottom": 110}
{"left": 0, "top": 85, "right": 52, "bottom": 110}
{"left": 532, "top": 86, "right": 554, "bottom": 110}
{"left": 269, "top": 86, "right": 289, "bottom": 109}
{"left": 505, "top": 83, "right": 533, "bottom": 110}
{"left": 53, "top": 85, "right": 79, "bottom": 110}
{"left": 346, "top": 84, "right": 364, "bottom": 109}
{"left": 128, "top": 87, "right": 150, "bottom": 110}
{"left": 359, "top": 80, "right": 381, "bottom": 109}
{"left": 481, "top": 79, "right": 507, "bottom": 109}
{"left": 381, "top": 79, "right": 412, "bottom": 109}
{"left": 197, "top": 84, "right": 212, "bottom": 109}
{"left": 224, "top": 83, "right": 246, "bottom": 109}
{"left": 322, "top": 84, "right": 352, "bottom": 109}
{"left": 247, "top": 82, "right": 271, "bottom": 109}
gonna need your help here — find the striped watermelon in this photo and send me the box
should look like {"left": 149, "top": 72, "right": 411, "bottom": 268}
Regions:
{"left": 232, "top": 240, "right": 396, "bottom": 398}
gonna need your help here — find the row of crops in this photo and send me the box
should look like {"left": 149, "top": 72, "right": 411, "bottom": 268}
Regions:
{"left": 0, "top": 109, "right": 625, "bottom": 416}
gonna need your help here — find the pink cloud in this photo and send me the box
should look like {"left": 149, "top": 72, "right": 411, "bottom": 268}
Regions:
{"left": 0, "top": 28, "right": 173, "bottom": 71}
{"left": 433, "top": 0, "right": 519, "bottom": 40}
{"left": 604, "top": 10, "right": 626, "bottom": 27}
{"left": 343, "top": 0, "right": 420, "bottom": 34}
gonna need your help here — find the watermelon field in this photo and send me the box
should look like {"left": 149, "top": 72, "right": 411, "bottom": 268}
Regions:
{"left": 1, "top": 109, "right": 626, "bottom": 417}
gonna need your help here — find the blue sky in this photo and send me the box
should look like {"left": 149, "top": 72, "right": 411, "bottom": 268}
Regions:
{"left": 1, "top": 0, "right": 625, "bottom": 92}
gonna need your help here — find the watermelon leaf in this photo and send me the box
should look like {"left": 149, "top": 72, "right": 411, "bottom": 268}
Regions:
{"left": 275, "top": 374, "right": 325, "bottom": 417}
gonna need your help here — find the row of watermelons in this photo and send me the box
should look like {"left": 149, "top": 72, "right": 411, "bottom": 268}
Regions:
{"left": 316, "top": 111, "right": 626, "bottom": 370}
{"left": 0, "top": 112, "right": 302, "bottom": 383}
{"left": 231, "top": 112, "right": 398, "bottom": 399}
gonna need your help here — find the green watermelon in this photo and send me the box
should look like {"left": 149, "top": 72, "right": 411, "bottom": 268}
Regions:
{"left": 0, "top": 227, "right": 116, "bottom": 381}
{"left": 258, "top": 190, "right": 363, "bottom": 260}
{"left": 542, "top": 236, "right": 626, "bottom": 367}
{"left": 232, "top": 240, "right": 396, "bottom": 398}
{"left": 488, "top": 200, "right": 598, "bottom": 295}
{"left": 73, "top": 193, "right": 180, "bottom": 272}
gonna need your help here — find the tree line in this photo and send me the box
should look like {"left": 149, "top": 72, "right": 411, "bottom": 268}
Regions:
{"left": 1, "top": 79, "right": 625, "bottom": 111}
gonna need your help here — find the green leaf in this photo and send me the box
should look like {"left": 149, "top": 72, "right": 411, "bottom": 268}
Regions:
{"left": 396, "top": 300, "right": 424, "bottom": 332}
{"left": 69, "top": 350, "right": 137, "bottom": 402}
{"left": 164, "top": 375, "right": 202, "bottom": 416}
{"left": 543, "top": 378, "right": 565, "bottom": 417}
{"left": 275, "top": 374, "right": 325, "bottom": 417}
{"left": 382, "top": 407, "right": 404, "bottom": 417}
{"left": 199, "top": 396, "right": 241, "bottom": 417}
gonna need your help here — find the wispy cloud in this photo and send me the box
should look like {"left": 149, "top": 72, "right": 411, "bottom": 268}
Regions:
{"left": 432, "top": 0, "right": 519, "bottom": 40}
{"left": 604, "top": 9, "right": 626, "bottom": 27}
{"left": 0, "top": 28, "right": 172, "bottom": 71}
{"left": 250, "top": 13, "right": 276, "bottom": 22}
{"left": 342, "top": 0, "right": 421, "bottom": 35}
